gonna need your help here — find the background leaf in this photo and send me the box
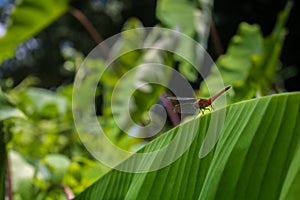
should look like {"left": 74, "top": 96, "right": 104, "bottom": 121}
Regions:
{"left": 18, "top": 87, "right": 68, "bottom": 118}
{"left": 156, "top": 0, "right": 195, "bottom": 36}
{"left": 0, "top": 89, "right": 25, "bottom": 121}
{"left": 0, "top": 0, "right": 69, "bottom": 63}
{"left": 200, "top": 1, "right": 292, "bottom": 102}
{"left": 156, "top": 0, "right": 213, "bottom": 82}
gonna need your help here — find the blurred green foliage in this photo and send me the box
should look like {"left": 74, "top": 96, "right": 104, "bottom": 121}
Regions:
{"left": 2, "top": 82, "right": 109, "bottom": 199}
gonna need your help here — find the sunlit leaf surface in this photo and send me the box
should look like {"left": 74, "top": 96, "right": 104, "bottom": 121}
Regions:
{"left": 75, "top": 92, "right": 300, "bottom": 199}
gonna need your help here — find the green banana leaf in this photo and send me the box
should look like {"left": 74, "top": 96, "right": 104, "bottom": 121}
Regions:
{"left": 74, "top": 92, "right": 300, "bottom": 199}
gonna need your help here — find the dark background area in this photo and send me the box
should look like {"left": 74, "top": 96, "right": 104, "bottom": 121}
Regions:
{"left": 0, "top": 0, "right": 299, "bottom": 91}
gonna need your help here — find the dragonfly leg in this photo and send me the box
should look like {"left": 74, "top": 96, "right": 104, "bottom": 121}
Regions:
{"left": 199, "top": 106, "right": 212, "bottom": 115}
{"left": 199, "top": 109, "right": 204, "bottom": 115}
{"left": 206, "top": 107, "right": 211, "bottom": 112}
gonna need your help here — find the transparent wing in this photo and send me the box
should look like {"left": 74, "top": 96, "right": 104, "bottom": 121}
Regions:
{"left": 173, "top": 102, "right": 199, "bottom": 114}
{"left": 167, "top": 97, "right": 197, "bottom": 102}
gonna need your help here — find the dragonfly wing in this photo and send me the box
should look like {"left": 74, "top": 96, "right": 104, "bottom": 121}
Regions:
{"left": 167, "top": 97, "right": 197, "bottom": 102}
{"left": 173, "top": 103, "right": 199, "bottom": 114}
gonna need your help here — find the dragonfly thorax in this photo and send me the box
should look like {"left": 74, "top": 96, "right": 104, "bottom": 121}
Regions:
{"left": 197, "top": 98, "right": 212, "bottom": 109}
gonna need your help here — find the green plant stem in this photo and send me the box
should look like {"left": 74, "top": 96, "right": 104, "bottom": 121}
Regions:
{"left": 0, "top": 122, "right": 6, "bottom": 200}
{"left": 6, "top": 158, "right": 12, "bottom": 200}
{"left": 47, "top": 184, "right": 74, "bottom": 200}
{"left": 68, "top": 6, "right": 109, "bottom": 57}
{"left": 69, "top": 6, "right": 123, "bottom": 77}
{"left": 210, "top": 20, "right": 224, "bottom": 56}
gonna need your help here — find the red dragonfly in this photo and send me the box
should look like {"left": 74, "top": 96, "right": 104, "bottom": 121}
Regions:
{"left": 167, "top": 86, "right": 231, "bottom": 114}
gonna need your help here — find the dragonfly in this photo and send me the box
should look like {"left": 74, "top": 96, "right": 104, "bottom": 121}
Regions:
{"left": 167, "top": 86, "right": 231, "bottom": 114}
